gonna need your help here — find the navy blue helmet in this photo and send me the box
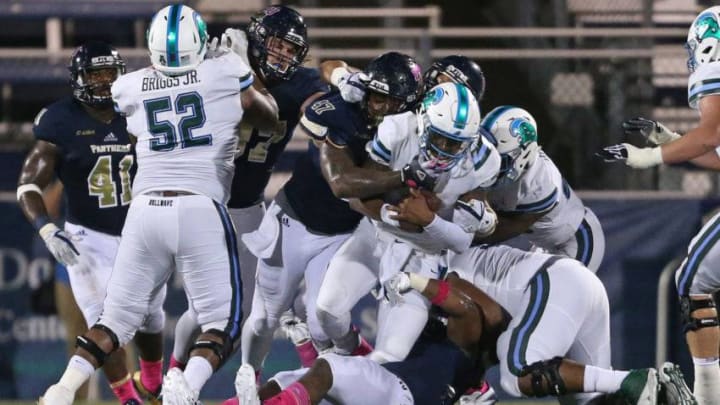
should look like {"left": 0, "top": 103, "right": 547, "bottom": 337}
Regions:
{"left": 362, "top": 51, "right": 423, "bottom": 126}
{"left": 423, "top": 55, "right": 485, "bottom": 101}
{"left": 68, "top": 41, "right": 125, "bottom": 107}
{"left": 247, "top": 5, "right": 309, "bottom": 82}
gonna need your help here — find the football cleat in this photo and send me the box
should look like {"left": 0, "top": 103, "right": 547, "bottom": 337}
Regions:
{"left": 38, "top": 384, "right": 74, "bottom": 405}
{"left": 617, "top": 368, "right": 659, "bottom": 405}
{"left": 234, "top": 364, "right": 261, "bottom": 405}
{"left": 162, "top": 368, "right": 202, "bottom": 405}
{"left": 658, "top": 362, "right": 698, "bottom": 405}
{"left": 132, "top": 370, "right": 162, "bottom": 405}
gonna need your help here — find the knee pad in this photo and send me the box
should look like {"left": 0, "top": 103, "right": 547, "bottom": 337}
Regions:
{"left": 190, "top": 329, "right": 234, "bottom": 368}
{"left": 680, "top": 296, "right": 719, "bottom": 333}
{"left": 519, "top": 357, "right": 567, "bottom": 397}
{"left": 75, "top": 324, "right": 119, "bottom": 367}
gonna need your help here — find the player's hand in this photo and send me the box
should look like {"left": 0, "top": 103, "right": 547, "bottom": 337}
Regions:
{"left": 401, "top": 155, "right": 438, "bottom": 190}
{"left": 39, "top": 223, "right": 80, "bottom": 266}
{"left": 623, "top": 117, "right": 681, "bottom": 145}
{"left": 337, "top": 71, "right": 369, "bottom": 103}
{"left": 453, "top": 199, "right": 497, "bottom": 236}
{"left": 383, "top": 272, "right": 412, "bottom": 305}
{"left": 390, "top": 188, "right": 436, "bottom": 227}
{"left": 596, "top": 143, "right": 663, "bottom": 169}
{"left": 221, "top": 28, "right": 251, "bottom": 67}
{"left": 205, "top": 36, "right": 230, "bottom": 58}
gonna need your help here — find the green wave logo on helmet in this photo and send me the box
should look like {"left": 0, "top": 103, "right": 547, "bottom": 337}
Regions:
{"left": 696, "top": 13, "right": 720, "bottom": 41}
{"left": 510, "top": 118, "right": 537, "bottom": 146}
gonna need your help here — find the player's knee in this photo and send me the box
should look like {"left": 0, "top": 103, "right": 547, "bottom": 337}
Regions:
{"left": 189, "top": 329, "right": 235, "bottom": 369}
{"left": 680, "top": 295, "right": 720, "bottom": 333}
{"left": 517, "top": 357, "right": 567, "bottom": 397}
{"left": 76, "top": 324, "right": 120, "bottom": 367}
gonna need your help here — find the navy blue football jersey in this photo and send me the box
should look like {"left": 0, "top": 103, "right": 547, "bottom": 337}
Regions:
{"left": 33, "top": 96, "right": 135, "bottom": 236}
{"left": 383, "top": 327, "right": 482, "bottom": 405}
{"left": 282, "top": 92, "right": 375, "bottom": 235}
{"left": 228, "top": 67, "right": 329, "bottom": 208}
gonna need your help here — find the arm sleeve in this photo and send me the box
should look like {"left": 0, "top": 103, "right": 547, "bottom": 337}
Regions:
{"left": 32, "top": 107, "right": 57, "bottom": 143}
{"left": 514, "top": 168, "right": 559, "bottom": 214}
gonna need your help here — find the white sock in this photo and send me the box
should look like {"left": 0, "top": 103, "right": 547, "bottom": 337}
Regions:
{"left": 692, "top": 357, "right": 720, "bottom": 404}
{"left": 58, "top": 355, "right": 95, "bottom": 392}
{"left": 583, "top": 365, "right": 630, "bottom": 393}
{"left": 183, "top": 356, "right": 213, "bottom": 393}
{"left": 172, "top": 310, "right": 200, "bottom": 363}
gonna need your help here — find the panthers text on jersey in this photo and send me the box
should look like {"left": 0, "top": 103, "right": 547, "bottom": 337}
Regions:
{"left": 112, "top": 51, "right": 253, "bottom": 204}
{"left": 33, "top": 96, "right": 135, "bottom": 235}
{"left": 228, "top": 66, "right": 329, "bottom": 208}
{"left": 281, "top": 92, "right": 376, "bottom": 235}
{"left": 368, "top": 111, "right": 501, "bottom": 253}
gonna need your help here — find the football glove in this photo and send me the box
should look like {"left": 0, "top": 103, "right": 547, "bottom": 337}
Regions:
{"left": 623, "top": 117, "right": 681, "bottom": 145}
{"left": 453, "top": 199, "right": 497, "bottom": 236}
{"left": 205, "top": 36, "right": 230, "bottom": 59}
{"left": 39, "top": 223, "right": 80, "bottom": 267}
{"left": 337, "top": 71, "right": 369, "bottom": 103}
{"left": 596, "top": 143, "right": 663, "bottom": 169}
{"left": 401, "top": 156, "right": 438, "bottom": 190}
{"left": 383, "top": 272, "right": 412, "bottom": 306}
{"left": 221, "top": 28, "right": 251, "bottom": 68}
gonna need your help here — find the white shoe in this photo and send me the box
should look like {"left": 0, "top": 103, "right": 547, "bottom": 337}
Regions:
{"left": 162, "top": 368, "right": 201, "bottom": 405}
{"left": 280, "top": 310, "right": 311, "bottom": 345}
{"left": 235, "top": 364, "right": 260, "bottom": 405}
{"left": 39, "top": 384, "right": 74, "bottom": 405}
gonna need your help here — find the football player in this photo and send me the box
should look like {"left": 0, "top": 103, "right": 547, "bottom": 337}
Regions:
{"left": 239, "top": 51, "right": 424, "bottom": 378}
{"left": 168, "top": 4, "right": 330, "bottom": 373}
{"left": 314, "top": 54, "right": 490, "bottom": 354}
{"left": 412, "top": 244, "right": 693, "bottom": 404}
{"left": 479, "top": 106, "right": 605, "bottom": 272}
{"left": 17, "top": 41, "right": 164, "bottom": 405}
{"left": 38, "top": 4, "right": 279, "bottom": 405}
{"left": 598, "top": 6, "right": 720, "bottom": 403}
{"left": 229, "top": 261, "right": 510, "bottom": 405}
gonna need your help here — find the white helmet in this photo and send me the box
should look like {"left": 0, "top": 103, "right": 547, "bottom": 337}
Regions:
{"left": 147, "top": 4, "right": 208, "bottom": 76}
{"left": 480, "top": 106, "right": 539, "bottom": 185}
{"left": 686, "top": 6, "right": 720, "bottom": 73}
{"left": 418, "top": 82, "right": 481, "bottom": 171}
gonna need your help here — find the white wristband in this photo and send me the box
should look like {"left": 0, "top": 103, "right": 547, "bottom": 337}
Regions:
{"left": 330, "top": 66, "right": 351, "bottom": 87}
{"left": 16, "top": 183, "right": 42, "bottom": 200}
{"left": 380, "top": 203, "right": 401, "bottom": 227}
{"left": 408, "top": 273, "right": 430, "bottom": 292}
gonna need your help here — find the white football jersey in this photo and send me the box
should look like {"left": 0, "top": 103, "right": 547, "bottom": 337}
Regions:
{"left": 367, "top": 111, "right": 501, "bottom": 253}
{"left": 449, "top": 244, "right": 549, "bottom": 316}
{"left": 112, "top": 52, "right": 253, "bottom": 204}
{"left": 489, "top": 150, "right": 586, "bottom": 247}
{"left": 688, "top": 61, "right": 720, "bottom": 109}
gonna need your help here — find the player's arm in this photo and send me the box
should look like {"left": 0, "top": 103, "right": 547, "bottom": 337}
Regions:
{"left": 660, "top": 96, "right": 720, "bottom": 164}
{"left": 320, "top": 142, "right": 404, "bottom": 199}
{"left": 686, "top": 149, "right": 720, "bottom": 170}
{"left": 17, "top": 140, "right": 58, "bottom": 228}
{"left": 473, "top": 210, "right": 546, "bottom": 245}
{"left": 17, "top": 141, "right": 80, "bottom": 266}
{"left": 319, "top": 60, "right": 359, "bottom": 85}
{"left": 240, "top": 80, "right": 279, "bottom": 132}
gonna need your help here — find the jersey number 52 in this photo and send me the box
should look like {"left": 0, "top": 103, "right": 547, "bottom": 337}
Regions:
{"left": 144, "top": 92, "right": 211, "bottom": 151}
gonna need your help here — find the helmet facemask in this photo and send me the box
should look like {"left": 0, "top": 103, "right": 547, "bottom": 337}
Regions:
{"left": 74, "top": 66, "right": 123, "bottom": 107}
{"left": 417, "top": 83, "right": 481, "bottom": 172}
